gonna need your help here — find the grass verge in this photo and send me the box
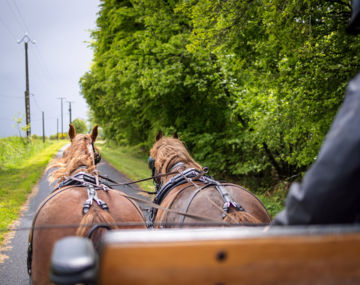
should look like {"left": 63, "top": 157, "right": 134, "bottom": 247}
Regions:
{"left": 256, "top": 187, "right": 287, "bottom": 218}
{"left": 96, "top": 141, "right": 154, "bottom": 192}
{"left": 0, "top": 139, "right": 67, "bottom": 244}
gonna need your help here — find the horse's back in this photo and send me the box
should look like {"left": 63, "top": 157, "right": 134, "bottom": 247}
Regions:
{"left": 31, "top": 187, "right": 145, "bottom": 284}
{"left": 155, "top": 183, "right": 271, "bottom": 226}
{"left": 225, "top": 183, "right": 271, "bottom": 223}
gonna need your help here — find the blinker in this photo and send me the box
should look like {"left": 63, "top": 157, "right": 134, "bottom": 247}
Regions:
{"left": 148, "top": 156, "right": 155, "bottom": 170}
{"left": 94, "top": 152, "right": 101, "bottom": 165}
{"left": 92, "top": 143, "right": 101, "bottom": 165}
{"left": 148, "top": 156, "right": 161, "bottom": 192}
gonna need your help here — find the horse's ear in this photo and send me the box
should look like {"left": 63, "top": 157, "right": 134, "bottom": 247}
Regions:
{"left": 69, "top": 124, "right": 76, "bottom": 141}
{"left": 156, "top": 130, "right": 163, "bottom": 141}
{"left": 173, "top": 131, "right": 178, "bottom": 139}
{"left": 91, "top": 125, "right": 98, "bottom": 142}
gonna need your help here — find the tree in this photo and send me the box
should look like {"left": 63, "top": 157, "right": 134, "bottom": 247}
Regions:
{"left": 71, "top": 118, "right": 88, "bottom": 134}
{"left": 80, "top": 0, "right": 360, "bottom": 184}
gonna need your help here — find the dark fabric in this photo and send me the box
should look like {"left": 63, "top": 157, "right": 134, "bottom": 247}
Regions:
{"left": 272, "top": 73, "right": 360, "bottom": 225}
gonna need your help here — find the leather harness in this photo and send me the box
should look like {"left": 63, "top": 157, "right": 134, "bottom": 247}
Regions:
{"left": 27, "top": 172, "right": 111, "bottom": 277}
{"left": 149, "top": 167, "right": 245, "bottom": 226}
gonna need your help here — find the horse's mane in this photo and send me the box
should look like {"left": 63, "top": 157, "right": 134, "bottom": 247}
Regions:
{"left": 150, "top": 137, "right": 202, "bottom": 173}
{"left": 47, "top": 134, "right": 97, "bottom": 185}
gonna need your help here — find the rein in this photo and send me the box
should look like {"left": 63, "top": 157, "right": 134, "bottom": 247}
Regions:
{"left": 98, "top": 171, "right": 181, "bottom": 194}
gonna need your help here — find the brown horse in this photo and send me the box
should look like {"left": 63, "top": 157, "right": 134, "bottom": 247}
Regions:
{"left": 28, "top": 124, "right": 146, "bottom": 285}
{"left": 149, "top": 131, "right": 271, "bottom": 227}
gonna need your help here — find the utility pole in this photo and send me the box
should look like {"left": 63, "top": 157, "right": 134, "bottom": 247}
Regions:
{"left": 57, "top": 97, "right": 66, "bottom": 138}
{"left": 18, "top": 34, "right": 35, "bottom": 138}
{"left": 42, "top": 111, "right": 45, "bottom": 143}
{"left": 67, "top": 101, "right": 74, "bottom": 124}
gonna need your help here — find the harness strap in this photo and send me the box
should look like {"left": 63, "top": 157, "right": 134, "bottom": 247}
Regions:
{"left": 150, "top": 168, "right": 246, "bottom": 225}
{"left": 153, "top": 168, "right": 201, "bottom": 205}
{"left": 214, "top": 182, "right": 244, "bottom": 218}
{"left": 198, "top": 175, "right": 245, "bottom": 217}
{"left": 83, "top": 184, "right": 109, "bottom": 214}
{"left": 169, "top": 162, "right": 185, "bottom": 172}
{"left": 53, "top": 171, "right": 111, "bottom": 192}
{"left": 179, "top": 184, "right": 213, "bottom": 226}
{"left": 149, "top": 168, "right": 201, "bottom": 225}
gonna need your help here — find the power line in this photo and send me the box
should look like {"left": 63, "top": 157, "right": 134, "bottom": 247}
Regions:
{"left": 28, "top": 44, "right": 54, "bottom": 81}
{"left": 13, "top": 0, "right": 54, "bottom": 80}
{"left": 31, "top": 93, "right": 42, "bottom": 112}
{"left": 12, "top": 0, "right": 32, "bottom": 33}
{"left": 5, "top": 0, "right": 26, "bottom": 33}
{"left": 0, "top": 15, "right": 18, "bottom": 41}
{"left": 6, "top": 0, "right": 53, "bottom": 83}
{"left": 0, "top": 94, "right": 23, "bottom": 99}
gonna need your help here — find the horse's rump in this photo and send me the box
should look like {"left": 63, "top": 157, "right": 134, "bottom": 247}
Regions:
{"left": 155, "top": 182, "right": 271, "bottom": 226}
{"left": 31, "top": 187, "right": 145, "bottom": 285}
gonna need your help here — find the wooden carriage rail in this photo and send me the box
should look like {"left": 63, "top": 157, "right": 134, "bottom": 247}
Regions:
{"left": 98, "top": 225, "right": 360, "bottom": 285}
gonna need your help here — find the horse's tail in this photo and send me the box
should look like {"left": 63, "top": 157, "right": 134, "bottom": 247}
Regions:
{"left": 76, "top": 207, "right": 118, "bottom": 252}
{"left": 223, "top": 210, "right": 262, "bottom": 224}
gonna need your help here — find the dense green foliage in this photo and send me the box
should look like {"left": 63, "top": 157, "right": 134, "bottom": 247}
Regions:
{"left": 80, "top": 0, "right": 360, "bottom": 187}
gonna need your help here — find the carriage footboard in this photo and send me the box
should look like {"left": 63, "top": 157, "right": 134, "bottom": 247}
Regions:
{"left": 98, "top": 225, "right": 360, "bottom": 285}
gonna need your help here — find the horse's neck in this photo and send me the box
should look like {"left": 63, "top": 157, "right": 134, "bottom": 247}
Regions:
{"left": 69, "top": 162, "right": 96, "bottom": 177}
{"left": 161, "top": 161, "right": 189, "bottom": 185}
{"left": 168, "top": 161, "right": 186, "bottom": 172}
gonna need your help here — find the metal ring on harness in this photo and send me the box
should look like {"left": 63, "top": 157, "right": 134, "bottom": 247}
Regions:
{"left": 82, "top": 184, "right": 109, "bottom": 214}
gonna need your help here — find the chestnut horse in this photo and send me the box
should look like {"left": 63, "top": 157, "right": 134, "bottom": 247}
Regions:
{"left": 28, "top": 125, "right": 146, "bottom": 285}
{"left": 149, "top": 131, "right": 271, "bottom": 227}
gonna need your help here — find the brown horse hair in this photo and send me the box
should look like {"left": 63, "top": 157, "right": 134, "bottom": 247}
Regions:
{"left": 223, "top": 210, "right": 262, "bottom": 224}
{"left": 47, "top": 130, "right": 98, "bottom": 186}
{"left": 152, "top": 134, "right": 268, "bottom": 225}
{"left": 76, "top": 207, "right": 118, "bottom": 252}
{"left": 207, "top": 197, "right": 262, "bottom": 224}
{"left": 150, "top": 136, "right": 202, "bottom": 184}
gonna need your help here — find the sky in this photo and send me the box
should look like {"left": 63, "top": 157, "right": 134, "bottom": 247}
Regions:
{"left": 0, "top": 0, "right": 100, "bottom": 137}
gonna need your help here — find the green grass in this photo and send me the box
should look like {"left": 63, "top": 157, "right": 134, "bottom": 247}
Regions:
{"left": 97, "top": 141, "right": 155, "bottom": 192}
{"left": 229, "top": 176, "right": 288, "bottom": 218}
{"left": 0, "top": 138, "right": 67, "bottom": 244}
{"left": 256, "top": 188, "right": 287, "bottom": 219}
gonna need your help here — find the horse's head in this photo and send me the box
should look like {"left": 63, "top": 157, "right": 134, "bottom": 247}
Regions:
{"left": 149, "top": 130, "right": 202, "bottom": 189}
{"left": 68, "top": 124, "right": 100, "bottom": 162}
{"left": 65, "top": 124, "right": 101, "bottom": 168}
{"left": 47, "top": 124, "right": 101, "bottom": 185}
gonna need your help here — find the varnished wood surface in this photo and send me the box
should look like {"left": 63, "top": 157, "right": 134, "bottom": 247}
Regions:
{"left": 98, "top": 227, "right": 360, "bottom": 284}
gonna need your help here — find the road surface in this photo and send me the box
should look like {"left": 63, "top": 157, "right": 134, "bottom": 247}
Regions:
{"left": 0, "top": 148, "right": 152, "bottom": 284}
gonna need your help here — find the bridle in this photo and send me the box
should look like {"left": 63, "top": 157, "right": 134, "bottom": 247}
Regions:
{"left": 91, "top": 142, "right": 101, "bottom": 165}
{"left": 148, "top": 155, "right": 161, "bottom": 191}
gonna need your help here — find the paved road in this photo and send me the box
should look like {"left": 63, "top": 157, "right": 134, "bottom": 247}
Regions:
{"left": 0, "top": 150, "right": 152, "bottom": 285}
